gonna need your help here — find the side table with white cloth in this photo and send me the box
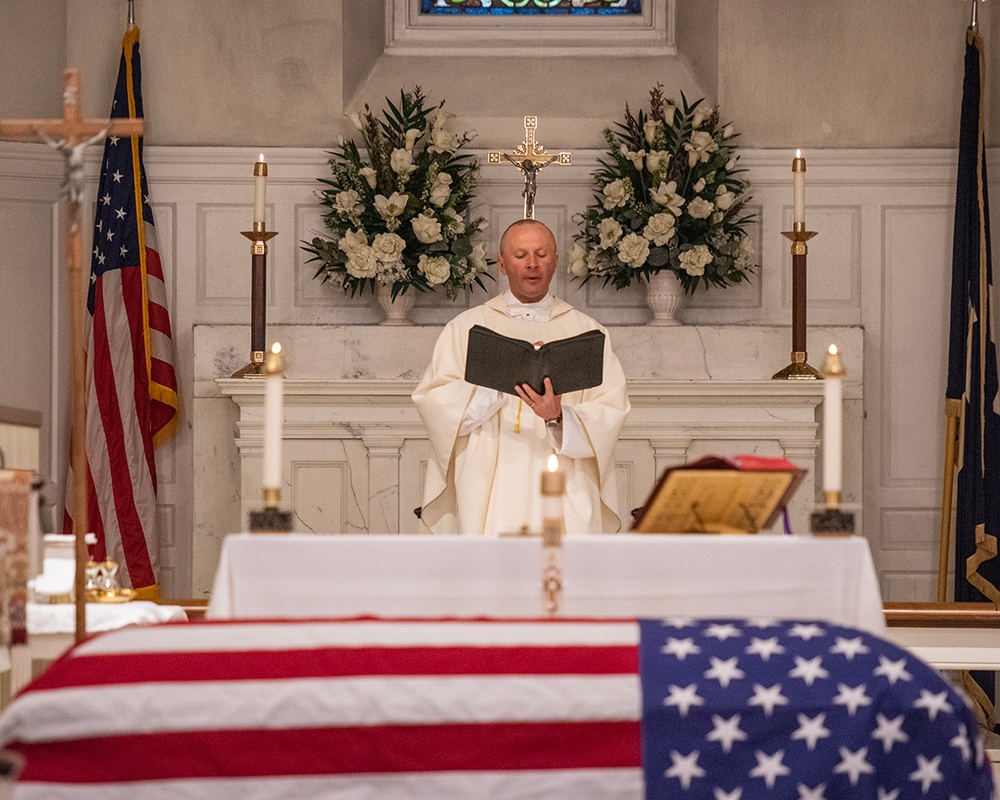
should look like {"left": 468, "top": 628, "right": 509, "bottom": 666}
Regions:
{"left": 207, "top": 533, "right": 886, "bottom": 633}
{"left": 8, "top": 602, "right": 188, "bottom": 696}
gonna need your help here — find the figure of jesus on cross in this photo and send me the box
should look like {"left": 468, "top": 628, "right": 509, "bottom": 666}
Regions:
{"left": 489, "top": 116, "right": 572, "bottom": 219}
{"left": 0, "top": 69, "right": 142, "bottom": 642}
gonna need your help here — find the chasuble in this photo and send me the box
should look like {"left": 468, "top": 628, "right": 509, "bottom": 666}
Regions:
{"left": 413, "top": 294, "right": 629, "bottom": 535}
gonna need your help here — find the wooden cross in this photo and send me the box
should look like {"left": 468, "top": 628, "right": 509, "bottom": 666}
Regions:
{"left": 0, "top": 69, "right": 143, "bottom": 643}
{"left": 488, "top": 116, "right": 572, "bottom": 219}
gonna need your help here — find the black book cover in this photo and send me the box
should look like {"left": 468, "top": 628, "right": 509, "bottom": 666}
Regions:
{"left": 464, "top": 325, "right": 605, "bottom": 395}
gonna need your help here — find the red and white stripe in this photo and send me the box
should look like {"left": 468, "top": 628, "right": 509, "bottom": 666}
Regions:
{"left": 1, "top": 618, "right": 643, "bottom": 800}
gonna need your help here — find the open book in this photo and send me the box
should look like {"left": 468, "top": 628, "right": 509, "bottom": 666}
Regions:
{"left": 632, "top": 455, "right": 806, "bottom": 534}
{"left": 464, "top": 325, "right": 605, "bottom": 396}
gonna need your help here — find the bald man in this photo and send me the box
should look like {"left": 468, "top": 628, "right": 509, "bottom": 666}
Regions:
{"left": 413, "top": 219, "right": 630, "bottom": 536}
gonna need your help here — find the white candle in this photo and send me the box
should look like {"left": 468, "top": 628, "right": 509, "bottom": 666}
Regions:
{"left": 253, "top": 153, "right": 267, "bottom": 226}
{"left": 792, "top": 149, "right": 806, "bottom": 226}
{"left": 540, "top": 453, "right": 565, "bottom": 543}
{"left": 262, "top": 342, "right": 283, "bottom": 490}
{"left": 822, "top": 344, "right": 845, "bottom": 496}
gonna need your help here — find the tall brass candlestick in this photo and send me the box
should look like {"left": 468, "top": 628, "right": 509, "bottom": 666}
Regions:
{"left": 233, "top": 158, "right": 279, "bottom": 378}
{"left": 773, "top": 153, "right": 821, "bottom": 380}
{"left": 540, "top": 454, "right": 565, "bottom": 616}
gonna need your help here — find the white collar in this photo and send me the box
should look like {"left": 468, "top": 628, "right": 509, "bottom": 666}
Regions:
{"left": 504, "top": 290, "right": 554, "bottom": 322}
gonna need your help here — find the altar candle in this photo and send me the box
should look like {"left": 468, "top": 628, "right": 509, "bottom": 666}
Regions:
{"left": 821, "top": 344, "right": 846, "bottom": 499}
{"left": 262, "top": 342, "right": 284, "bottom": 492}
{"left": 541, "top": 453, "right": 565, "bottom": 543}
{"left": 793, "top": 149, "right": 806, "bottom": 226}
{"left": 253, "top": 153, "right": 267, "bottom": 226}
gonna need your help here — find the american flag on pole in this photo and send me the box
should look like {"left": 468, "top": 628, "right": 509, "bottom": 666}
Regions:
{"left": 0, "top": 617, "right": 993, "bottom": 799}
{"left": 63, "top": 26, "right": 178, "bottom": 598}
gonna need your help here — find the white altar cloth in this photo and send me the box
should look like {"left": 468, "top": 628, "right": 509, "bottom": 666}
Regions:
{"left": 207, "top": 534, "right": 886, "bottom": 633}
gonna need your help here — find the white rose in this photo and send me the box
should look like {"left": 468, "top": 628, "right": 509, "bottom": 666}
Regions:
{"left": 643, "top": 119, "right": 660, "bottom": 147}
{"left": 429, "top": 172, "right": 453, "bottom": 207}
{"left": 643, "top": 212, "right": 677, "bottom": 246}
{"left": 617, "top": 232, "right": 650, "bottom": 268}
{"left": 359, "top": 167, "right": 377, "bottom": 189}
{"left": 662, "top": 102, "right": 677, "bottom": 125}
{"left": 428, "top": 126, "right": 459, "bottom": 155}
{"left": 418, "top": 254, "right": 451, "bottom": 286}
{"left": 338, "top": 228, "right": 367, "bottom": 255}
{"left": 345, "top": 245, "right": 378, "bottom": 278}
{"left": 650, "top": 180, "right": 685, "bottom": 216}
{"left": 685, "top": 130, "right": 719, "bottom": 167}
{"left": 722, "top": 124, "right": 734, "bottom": 139}
{"left": 691, "top": 103, "right": 714, "bottom": 128}
{"left": 645, "top": 149, "right": 670, "bottom": 175}
{"left": 390, "top": 148, "right": 416, "bottom": 175}
{"left": 597, "top": 217, "right": 623, "bottom": 249}
{"left": 468, "top": 241, "right": 488, "bottom": 273}
{"left": 726, "top": 158, "right": 737, "bottom": 171}
{"left": 370, "top": 232, "right": 406, "bottom": 263}
{"left": 404, "top": 128, "right": 422, "bottom": 150}
{"left": 374, "top": 192, "right": 408, "bottom": 218}
{"left": 693, "top": 178, "right": 706, "bottom": 193}
{"left": 347, "top": 112, "right": 364, "bottom": 132}
{"left": 602, "top": 178, "right": 628, "bottom": 210}
{"left": 710, "top": 211, "right": 725, "bottom": 225}
{"left": 411, "top": 211, "right": 443, "bottom": 244}
{"left": 568, "top": 243, "right": 589, "bottom": 277}
{"left": 687, "top": 197, "right": 715, "bottom": 219}
{"left": 715, "top": 185, "right": 736, "bottom": 211}
{"left": 333, "top": 189, "right": 363, "bottom": 216}
{"left": 679, "top": 244, "right": 712, "bottom": 276}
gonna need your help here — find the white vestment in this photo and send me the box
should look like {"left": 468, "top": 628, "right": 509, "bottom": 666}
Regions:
{"left": 413, "top": 293, "right": 630, "bottom": 535}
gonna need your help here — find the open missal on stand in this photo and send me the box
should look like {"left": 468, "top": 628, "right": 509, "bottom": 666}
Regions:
{"left": 632, "top": 455, "right": 806, "bottom": 534}
{"left": 464, "top": 325, "right": 605, "bottom": 396}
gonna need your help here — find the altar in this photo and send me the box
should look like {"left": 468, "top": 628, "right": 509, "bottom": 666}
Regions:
{"left": 208, "top": 533, "right": 886, "bottom": 631}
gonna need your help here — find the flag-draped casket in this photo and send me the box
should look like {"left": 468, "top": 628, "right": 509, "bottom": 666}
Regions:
{"left": 0, "top": 617, "right": 993, "bottom": 799}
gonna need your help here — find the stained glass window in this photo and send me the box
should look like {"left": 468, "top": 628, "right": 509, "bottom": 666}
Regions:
{"left": 420, "top": 0, "right": 642, "bottom": 15}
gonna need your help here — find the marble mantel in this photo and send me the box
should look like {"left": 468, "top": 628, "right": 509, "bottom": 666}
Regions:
{"left": 193, "top": 324, "right": 862, "bottom": 576}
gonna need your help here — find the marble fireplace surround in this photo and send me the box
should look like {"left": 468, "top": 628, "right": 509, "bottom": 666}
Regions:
{"left": 193, "top": 324, "right": 862, "bottom": 583}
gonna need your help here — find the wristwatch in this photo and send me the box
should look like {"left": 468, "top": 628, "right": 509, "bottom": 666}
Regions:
{"left": 545, "top": 413, "right": 563, "bottom": 428}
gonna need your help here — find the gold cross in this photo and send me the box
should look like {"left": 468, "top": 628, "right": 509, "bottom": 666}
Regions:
{"left": 0, "top": 69, "right": 144, "bottom": 644}
{"left": 488, "top": 116, "right": 572, "bottom": 219}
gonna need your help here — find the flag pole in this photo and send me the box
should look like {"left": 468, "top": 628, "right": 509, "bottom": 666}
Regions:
{"left": 970, "top": 0, "right": 980, "bottom": 31}
{"left": 937, "top": 399, "right": 962, "bottom": 601}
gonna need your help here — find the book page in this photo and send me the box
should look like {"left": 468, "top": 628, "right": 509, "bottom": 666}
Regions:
{"left": 634, "top": 470, "right": 795, "bottom": 534}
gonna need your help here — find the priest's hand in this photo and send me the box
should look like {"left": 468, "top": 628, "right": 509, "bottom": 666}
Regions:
{"left": 515, "top": 377, "right": 562, "bottom": 423}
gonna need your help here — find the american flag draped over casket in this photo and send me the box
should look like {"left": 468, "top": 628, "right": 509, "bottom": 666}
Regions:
{"left": 0, "top": 617, "right": 994, "bottom": 799}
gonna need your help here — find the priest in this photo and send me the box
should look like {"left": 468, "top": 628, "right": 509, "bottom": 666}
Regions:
{"left": 413, "top": 219, "right": 630, "bottom": 535}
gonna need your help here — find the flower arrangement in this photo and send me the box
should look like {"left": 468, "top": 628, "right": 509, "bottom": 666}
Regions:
{"left": 303, "top": 88, "right": 492, "bottom": 300}
{"left": 570, "top": 86, "right": 756, "bottom": 294}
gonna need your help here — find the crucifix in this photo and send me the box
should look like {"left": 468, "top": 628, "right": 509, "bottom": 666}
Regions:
{"left": 488, "top": 116, "right": 572, "bottom": 219}
{"left": 0, "top": 69, "right": 143, "bottom": 643}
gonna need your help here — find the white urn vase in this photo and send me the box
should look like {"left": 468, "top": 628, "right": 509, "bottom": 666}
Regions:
{"left": 375, "top": 282, "right": 416, "bottom": 326}
{"left": 644, "top": 270, "right": 687, "bottom": 326}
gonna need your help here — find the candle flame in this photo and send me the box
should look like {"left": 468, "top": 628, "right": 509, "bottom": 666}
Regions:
{"left": 259, "top": 153, "right": 265, "bottom": 163}
{"left": 828, "top": 344, "right": 838, "bottom": 356}
{"left": 796, "top": 148, "right": 801, "bottom": 158}
{"left": 271, "top": 342, "right": 282, "bottom": 355}
{"left": 547, "top": 454, "right": 559, "bottom": 473}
